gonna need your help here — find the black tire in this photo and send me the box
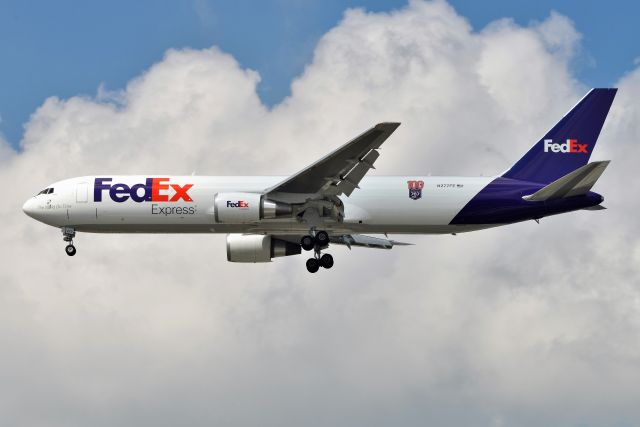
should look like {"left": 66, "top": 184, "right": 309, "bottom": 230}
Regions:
{"left": 306, "top": 258, "right": 320, "bottom": 273}
{"left": 320, "top": 253, "right": 334, "bottom": 269}
{"left": 301, "top": 235, "right": 315, "bottom": 251}
{"left": 65, "top": 245, "right": 76, "bottom": 256}
{"left": 315, "top": 230, "right": 329, "bottom": 246}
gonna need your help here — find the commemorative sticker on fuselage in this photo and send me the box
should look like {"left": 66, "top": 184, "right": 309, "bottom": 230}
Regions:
{"left": 407, "top": 180, "right": 424, "bottom": 200}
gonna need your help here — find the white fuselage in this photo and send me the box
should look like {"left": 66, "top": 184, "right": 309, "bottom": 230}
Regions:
{"left": 22, "top": 175, "right": 497, "bottom": 235}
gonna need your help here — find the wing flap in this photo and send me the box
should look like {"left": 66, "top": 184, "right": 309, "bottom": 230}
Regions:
{"left": 337, "top": 149, "right": 380, "bottom": 196}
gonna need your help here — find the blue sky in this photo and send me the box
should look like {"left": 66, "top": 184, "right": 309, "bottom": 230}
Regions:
{"left": 1, "top": 0, "right": 637, "bottom": 148}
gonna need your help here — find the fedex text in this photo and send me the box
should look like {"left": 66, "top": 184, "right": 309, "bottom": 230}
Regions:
{"left": 226, "top": 200, "right": 249, "bottom": 208}
{"left": 543, "top": 139, "right": 588, "bottom": 154}
{"left": 94, "top": 178, "right": 194, "bottom": 203}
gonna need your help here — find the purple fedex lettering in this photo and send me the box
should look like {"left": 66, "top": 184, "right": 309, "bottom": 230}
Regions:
{"left": 110, "top": 183, "right": 131, "bottom": 202}
{"left": 95, "top": 178, "right": 154, "bottom": 203}
{"left": 130, "top": 181, "right": 151, "bottom": 202}
{"left": 94, "top": 178, "right": 112, "bottom": 202}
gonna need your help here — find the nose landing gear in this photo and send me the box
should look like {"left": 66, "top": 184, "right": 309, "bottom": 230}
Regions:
{"left": 62, "top": 227, "right": 76, "bottom": 257}
{"left": 301, "top": 230, "right": 333, "bottom": 273}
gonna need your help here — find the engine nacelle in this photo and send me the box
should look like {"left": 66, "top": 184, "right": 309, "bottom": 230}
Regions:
{"left": 226, "top": 234, "right": 301, "bottom": 263}
{"left": 214, "top": 192, "right": 291, "bottom": 223}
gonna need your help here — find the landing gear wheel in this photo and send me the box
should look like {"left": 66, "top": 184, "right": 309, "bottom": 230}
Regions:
{"left": 301, "top": 235, "right": 315, "bottom": 251}
{"left": 319, "top": 253, "right": 334, "bottom": 269}
{"left": 303, "top": 228, "right": 331, "bottom": 272}
{"left": 61, "top": 227, "right": 77, "bottom": 257}
{"left": 315, "top": 230, "right": 329, "bottom": 246}
{"left": 65, "top": 244, "right": 76, "bottom": 256}
{"left": 306, "top": 258, "right": 320, "bottom": 273}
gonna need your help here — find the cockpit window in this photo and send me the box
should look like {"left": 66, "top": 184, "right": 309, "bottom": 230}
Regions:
{"left": 36, "top": 188, "right": 53, "bottom": 196}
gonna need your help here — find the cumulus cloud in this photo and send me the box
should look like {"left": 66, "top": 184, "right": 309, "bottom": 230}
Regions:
{"left": 0, "top": 135, "right": 15, "bottom": 165}
{"left": 4, "top": 1, "right": 640, "bottom": 426}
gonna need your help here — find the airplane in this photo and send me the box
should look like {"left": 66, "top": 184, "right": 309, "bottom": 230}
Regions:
{"left": 23, "top": 88, "right": 616, "bottom": 273}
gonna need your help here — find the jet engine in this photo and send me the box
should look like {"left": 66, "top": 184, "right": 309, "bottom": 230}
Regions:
{"left": 214, "top": 192, "right": 291, "bottom": 223}
{"left": 226, "top": 234, "right": 301, "bottom": 263}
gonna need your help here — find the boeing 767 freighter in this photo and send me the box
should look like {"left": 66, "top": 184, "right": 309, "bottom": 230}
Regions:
{"left": 23, "top": 88, "right": 616, "bottom": 272}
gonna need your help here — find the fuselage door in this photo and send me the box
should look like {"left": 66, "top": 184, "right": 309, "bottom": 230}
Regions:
{"left": 76, "top": 183, "right": 88, "bottom": 203}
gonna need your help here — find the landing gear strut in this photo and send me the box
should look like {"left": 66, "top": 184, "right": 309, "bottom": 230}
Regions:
{"left": 62, "top": 227, "right": 76, "bottom": 257}
{"left": 301, "top": 229, "right": 333, "bottom": 273}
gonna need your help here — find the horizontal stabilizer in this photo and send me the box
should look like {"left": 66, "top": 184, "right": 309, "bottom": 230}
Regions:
{"left": 523, "top": 161, "right": 610, "bottom": 202}
{"left": 583, "top": 205, "right": 606, "bottom": 211}
{"left": 331, "top": 234, "right": 412, "bottom": 249}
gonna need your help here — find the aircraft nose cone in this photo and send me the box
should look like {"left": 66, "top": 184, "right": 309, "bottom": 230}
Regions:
{"left": 22, "top": 198, "right": 37, "bottom": 219}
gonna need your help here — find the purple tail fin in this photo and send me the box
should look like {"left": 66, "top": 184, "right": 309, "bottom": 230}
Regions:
{"left": 502, "top": 88, "right": 617, "bottom": 184}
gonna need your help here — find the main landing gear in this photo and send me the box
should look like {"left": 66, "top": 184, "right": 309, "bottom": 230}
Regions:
{"left": 62, "top": 227, "right": 76, "bottom": 257}
{"left": 301, "top": 230, "right": 333, "bottom": 273}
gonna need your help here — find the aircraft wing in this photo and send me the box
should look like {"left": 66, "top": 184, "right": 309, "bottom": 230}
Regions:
{"left": 330, "top": 234, "right": 412, "bottom": 249}
{"left": 272, "top": 234, "right": 411, "bottom": 250}
{"left": 265, "top": 122, "right": 400, "bottom": 200}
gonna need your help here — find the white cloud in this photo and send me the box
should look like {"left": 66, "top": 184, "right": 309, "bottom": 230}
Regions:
{"left": 5, "top": 1, "right": 640, "bottom": 425}
{"left": 0, "top": 133, "right": 15, "bottom": 165}
{"left": 533, "top": 11, "right": 582, "bottom": 61}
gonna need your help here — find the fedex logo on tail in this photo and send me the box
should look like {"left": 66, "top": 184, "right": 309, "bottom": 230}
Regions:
{"left": 543, "top": 139, "right": 588, "bottom": 154}
{"left": 94, "top": 178, "right": 193, "bottom": 203}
